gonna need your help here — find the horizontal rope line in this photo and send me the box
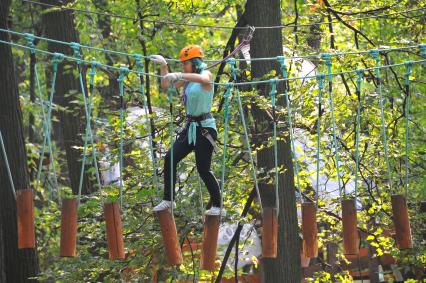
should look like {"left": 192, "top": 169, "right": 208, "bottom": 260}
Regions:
{"left": 1, "top": 28, "right": 424, "bottom": 62}
{"left": 1, "top": 38, "right": 424, "bottom": 87}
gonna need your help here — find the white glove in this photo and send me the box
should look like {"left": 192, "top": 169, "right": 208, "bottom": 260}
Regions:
{"left": 164, "top": 72, "right": 183, "bottom": 82}
{"left": 150, "top": 55, "right": 167, "bottom": 66}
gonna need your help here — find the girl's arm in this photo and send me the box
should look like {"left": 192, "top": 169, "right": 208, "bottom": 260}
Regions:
{"left": 162, "top": 70, "right": 213, "bottom": 90}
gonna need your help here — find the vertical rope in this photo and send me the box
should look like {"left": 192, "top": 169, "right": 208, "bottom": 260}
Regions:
{"left": 76, "top": 61, "right": 104, "bottom": 206}
{"left": 87, "top": 62, "right": 103, "bottom": 197}
{"left": 321, "top": 53, "right": 343, "bottom": 198}
{"left": 167, "top": 85, "right": 177, "bottom": 215}
{"left": 117, "top": 67, "right": 129, "bottom": 209}
{"left": 227, "top": 58, "right": 263, "bottom": 215}
{"left": 277, "top": 56, "right": 302, "bottom": 201}
{"left": 315, "top": 74, "right": 325, "bottom": 207}
{"left": 219, "top": 83, "right": 233, "bottom": 220}
{"left": 268, "top": 78, "right": 280, "bottom": 216}
{"left": 355, "top": 69, "right": 364, "bottom": 200}
{"left": 419, "top": 44, "right": 426, "bottom": 67}
{"left": 26, "top": 33, "right": 59, "bottom": 198}
{"left": 370, "top": 49, "right": 393, "bottom": 194}
{"left": 404, "top": 61, "right": 412, "bottom": 197}
{"left": 134, "top": 55, "right": 160, "bottom": 200}
{"left": 72, "top": 42, "right": 103, "bottom": 206}
{"left": 0, "top": 129, "right": 16, "bottom": 199}
{"left": 35, "top": 53, "right": 63, "bottom": 194}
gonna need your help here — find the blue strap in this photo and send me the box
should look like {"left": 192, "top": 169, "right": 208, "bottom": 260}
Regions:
{"left": 188, "top": 122, "right": 198, "bottom": 145}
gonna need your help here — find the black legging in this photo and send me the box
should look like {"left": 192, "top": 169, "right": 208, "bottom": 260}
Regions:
{"left": 163, "top": 125, "right": 221, "bottom": 207}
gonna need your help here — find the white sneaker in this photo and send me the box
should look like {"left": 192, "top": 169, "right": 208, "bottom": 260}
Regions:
{"left": 205, "top": 206, "right": 226, "bottom": 216}
{"left": 153, "top": 200, "right": 176, "bottom": 212}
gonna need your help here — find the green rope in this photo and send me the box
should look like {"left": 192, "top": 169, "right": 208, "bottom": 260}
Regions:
{"left": 419, "top": 44, "right": 426, "bottom": 67}
{"left": 370, "top": 49, "right": 393, "bottom": 193}
{"left": 277, "top": 56, "right": 302, "bottom": 201}
{"left": 219, "top": 83, "right": 233, "bottom": 218}
{"left": 228, "top": 58, "right": 263, "bottom": 215}
{"left": 167, "top": 85, "right": 177, "bottom": 215}
{"left": 404, "top": 61, "right": 412, "bottom": 197}
{"left": 3, "top": 29, "right": 425, "bottom": 64}
{"left": 0, "top": 129, "right": 17, "bottom": 199}
{"left": 135, "top": 55, "right": 160, "bottom": 200}
{"left": 35, "top": 53, "right": 63, "bottom": 195}
{"left": 117, "top": 66, "right": 129, "bottom": 209}
{"left": 77, "top": 61, "right": 104, "bottom": 206}
{"left": 1, "top": 38, "right": 425, "bottom": 88}
{"left": 71, "top": 42, "right": 103, "bottom": 206}
{"left": 35, "top": 63, "right": 59, "bottom": 199}
{"left": 26, "top": 34, "right": 59, "bottom": 199}
{"left": 321, "top": 53, "right": 344, "bottom": 197}
{"left": 315, "top": 74, "right": 325, "bottom": 206}
{"left": 268, "top": 78, "right": 280, "bottom": 216}
{"left": 355, "top": 69, "right": 364, "bottom": 199}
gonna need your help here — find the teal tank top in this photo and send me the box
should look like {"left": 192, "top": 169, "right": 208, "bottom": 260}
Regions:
{"left": 183, "top": 71, "right": 217, "bottom": 145}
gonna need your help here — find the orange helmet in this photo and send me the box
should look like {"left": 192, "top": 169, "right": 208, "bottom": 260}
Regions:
{"left": 179, "top": 45, "right": 205, "bottom": 62}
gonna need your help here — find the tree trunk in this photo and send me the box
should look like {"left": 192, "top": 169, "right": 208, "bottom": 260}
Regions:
{"left": 40, "top": 0, "right": 93, "bottom": 195}
{"left": 92, "top": 0, "right": 119, "bottom": 109}
{"left": 368, "top": 244, "right": 380, "bottom": 283}
{"left": 0, "top": 0, "right": 40, "bottom": 281}
{"left": 245, "top": 0, "right": 301, "bottom": 282}
{"left": 0, "top": 220, "right": 5, "bottom": 282}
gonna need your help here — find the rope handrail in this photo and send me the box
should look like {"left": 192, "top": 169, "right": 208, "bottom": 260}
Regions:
{"left": 1, "top": 28, "right": 424, "bottom": 63}
{"left": 0, "top": 38, "right": 425, "bottom": 88}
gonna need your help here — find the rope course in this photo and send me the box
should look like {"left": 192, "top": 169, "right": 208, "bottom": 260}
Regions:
{"left": 0, "top": 17, "right": 424, "bottom": 268}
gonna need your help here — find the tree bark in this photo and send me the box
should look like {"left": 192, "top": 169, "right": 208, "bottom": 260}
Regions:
{"left": 0, "top": 0, "right": 40, "bottom": 281}
{"left": 40, "top": 0, "right": 93, "bottom": 195}
{"left": 245, "top": 0, "right": 301, "bottom": 282}
{"left": 0, "top": 220, "right": 5, "bottom": 282}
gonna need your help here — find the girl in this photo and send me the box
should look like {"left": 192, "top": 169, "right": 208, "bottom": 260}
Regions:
{"left": 150, "top": 45, "right": 224, "bottom": 216}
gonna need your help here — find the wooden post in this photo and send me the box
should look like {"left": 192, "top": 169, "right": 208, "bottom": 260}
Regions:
{"left": 17, "top": 189, "right": 35, "bottom": 249}
{"left": 342, "top": 199, "right": 359, "bottom": 255}
{"left": 156, "top": 209, "right": 183, "bottom": 266}
{"left": 200, "top": 215, "right": 220, "bottom": 271}
{"left": 60, "top": 198, "right": 78, "bottom": 257}
{"left": 262, "top": 207, "right": 278, "bottom": 258}
{"left": 391, "top": 194, "right": 412, "bottom": 249}
{"left": 104, "top": 202, "right": 125, "bottom": 260}
{"left": 302, "top": 202, "right": 318, "bottom": 258}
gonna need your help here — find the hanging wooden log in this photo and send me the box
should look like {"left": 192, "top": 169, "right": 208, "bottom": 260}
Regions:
{"left": 104, "top": 202, "right": 125, "bottom": 260}
{"left": 302, "top": 202, "right": 318, "bottom": 258}
{"left": 262, "top": 207, "right": 278, "bottom": 258}
{"left": 17, "top": 189, "right": 35, "bottom": 249}
{"left": 391, "top": 194, "right": 412, "bottom": 249}
{"left": 200, "top": 215, "right": 220, "bottom": 271}
{"left": 60, "top": 198, "right": 78, "bottom": 257}
{"left": 341, "top": 199, "right": 359, "bottom": 255}
{"left": 156, "top": 209, "right": 183, "bottom": 266}
{"left": 300, "top": 239, "right": 310, "bottom": 268}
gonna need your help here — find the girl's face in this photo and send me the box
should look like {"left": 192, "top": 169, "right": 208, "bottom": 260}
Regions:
{"left": 181, "top": 60, "right": 193, "bottom": 73}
